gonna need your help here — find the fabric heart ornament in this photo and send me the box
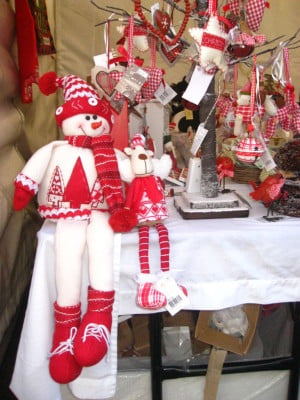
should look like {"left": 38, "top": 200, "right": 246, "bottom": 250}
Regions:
{"left": 154, "top": 10, "right": 171, "bottom": 35}
{"left": 141, "top": 67, "right": 164, "bottom": 101}
{"left": 159, "top": 40, "right": 184, "bottom": 66}
{"left": 246, "top": 0, "right": 267, "bottom": 32}
{"left": 91, "top": 66, "right": 125, "bottom": 100}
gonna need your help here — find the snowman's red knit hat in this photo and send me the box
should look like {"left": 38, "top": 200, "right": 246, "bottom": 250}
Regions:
{"left": 38, "top": 71, "right": 114, "bottom": 129}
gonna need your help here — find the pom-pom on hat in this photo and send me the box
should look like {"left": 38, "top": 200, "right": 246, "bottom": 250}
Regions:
{"left": 130, "top": 133, "right": 146, "bottom": 148}
{"left": 38, "top": 71, "right": 114, "bottom": 129}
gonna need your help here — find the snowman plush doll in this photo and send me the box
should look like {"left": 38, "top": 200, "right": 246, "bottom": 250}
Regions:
{"left": 13, "top": 72, "right": 136, "bottom": 384}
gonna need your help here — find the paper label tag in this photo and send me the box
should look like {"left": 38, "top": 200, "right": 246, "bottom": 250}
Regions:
{"left": 155, "top": 82, "right": 177, "bottom": 105}
{"left": 182, "top": 65, "right": 214, "bottom": 105}
{"left": 93, "top": 52, "right": 115, "bottom": 68}
{"left": 115, "top": 65, "right": 148, "bottom": 101}
{"left": 154, "top": 276, "right": 189, "bottom": 316}
{"left": 260, "top": 149, "right": 277, "bottom": 171}
{"left": 190, "top": 123, "right": 208, "bottom": 155}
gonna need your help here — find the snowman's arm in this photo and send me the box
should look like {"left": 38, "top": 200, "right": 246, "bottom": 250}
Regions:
{"left": 13, "top": 141, "right": 65, "bottom": 210}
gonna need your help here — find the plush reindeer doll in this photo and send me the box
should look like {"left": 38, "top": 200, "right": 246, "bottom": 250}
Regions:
{"left": 124, "top": 134, "right": 187, "bottom": 310}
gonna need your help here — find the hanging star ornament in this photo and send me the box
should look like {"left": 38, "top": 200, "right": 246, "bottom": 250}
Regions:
{"left": 189, "top": 15, "right": 229, "bottom": 74}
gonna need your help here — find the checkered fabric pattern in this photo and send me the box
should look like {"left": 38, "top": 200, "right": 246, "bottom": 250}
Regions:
{"left": 136, "top": 282, "right": 188, "bottom": 310}
{"left": 141, "top": 67, "right": 164, "bottom": 101}
{"left": 136, "top": 282, "right": 167, "bottom": 310}
{"left": 246, "top": 0, "right": 266, "bottom": 32}
{"left": 235, "top": 32, "right": 266, "bottom": 46}
{"left": 216, "top": 95, "right": 233, "bottom": 117}
{"left": 228, "top": 0, "right": 240, "bottom": 15}
{"left": 265, "top": 105, "right": 290, "bottom": 138}
{"left": 235, "top": 104, "right": 265, "bottom": 123}
{"left": 290, "top": 104, "right": 300, "bottom": 134}
{"left": 110, "top": 70, "right": 143, "bottom": 103}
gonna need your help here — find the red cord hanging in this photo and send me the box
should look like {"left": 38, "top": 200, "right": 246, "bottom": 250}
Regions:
{"left": 134, "top": 0, "right": 191, "bottom": 47}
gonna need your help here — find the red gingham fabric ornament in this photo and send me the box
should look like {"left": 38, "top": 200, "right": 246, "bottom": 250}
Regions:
{"left": 245, "top": 0, "right": 266, "bottom": 32}
{"left": 235, "top": 32, "right": 266, "bottom": 46}
{"left": 235, "top": 104, "right": 265, "bottom": 123}
{"left": 141, "top": 36, "right": 164, "bottom": 101}
{"left": 227, "top": 0, "right": 240, "bottom": 16}
{"left": 141, "top": 67, "right": 164, "bottom": 101}
{"left": 235, "top": 136, "right": 264, "bottom": 164}
{"left": 216, "top": 95, "right": 233, "bottom": 118}
{"left": 265, "top": 105, "right": 290, "bottom": 139}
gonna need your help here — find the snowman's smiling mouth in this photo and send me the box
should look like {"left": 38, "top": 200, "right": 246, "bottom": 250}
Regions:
{"left": 80, "top": 126, "right": 87, "bottom": 136}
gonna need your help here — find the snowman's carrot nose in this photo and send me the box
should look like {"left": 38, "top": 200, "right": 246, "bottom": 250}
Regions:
{"left": 92, "top": 121, "right": 102, "bottom": 129}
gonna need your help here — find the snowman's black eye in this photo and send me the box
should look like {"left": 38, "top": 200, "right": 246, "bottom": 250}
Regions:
{"left": 92, "top": 115, "right": 98, "bottom": 120}
{"left": 85, "top": 115, "right": 91, "bottom": 121}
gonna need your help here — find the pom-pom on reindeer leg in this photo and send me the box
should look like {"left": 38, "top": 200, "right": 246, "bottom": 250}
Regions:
{"left": 49, "top": 303, "right": 82, "bottom": 384}
{"left": 136, "top": 225, "right": 167, "bottom": 310}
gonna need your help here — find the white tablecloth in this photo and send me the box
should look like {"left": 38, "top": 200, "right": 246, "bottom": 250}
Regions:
{"left": 10, "top": 183, "right": 300, "bottom": 400}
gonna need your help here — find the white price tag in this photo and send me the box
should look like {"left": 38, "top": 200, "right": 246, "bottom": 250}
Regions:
{"left": 182, "top": 65, "right": 214, "bottom": 105}
{"left": 154, "top": 276, "right": 189, "bottom": 316}
{"left": 93, "top": 52, "right": 115, "bottom": 68}
{"left": 155, "top": 82, "right": 177, "bottom": 105}
{"left": 190, "top": 123, "right": 208, "bottom": 155}
{"left": 260, "top": 149, "right": 276, "bottom": 171}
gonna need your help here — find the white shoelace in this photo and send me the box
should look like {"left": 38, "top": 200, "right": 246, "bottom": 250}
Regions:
{"left": 82, "top": 323, "right": 110, "bottom": 348}
{"left": 49, "top": 326, "right": 77, "bottom": 357}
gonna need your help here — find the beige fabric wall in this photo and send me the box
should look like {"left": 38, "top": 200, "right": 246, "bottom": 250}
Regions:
{"left": 13, "top": 0, "right": 300, "bottom": 154}
{"left": 54, "top": 0, "right": 300, "bottom": 92}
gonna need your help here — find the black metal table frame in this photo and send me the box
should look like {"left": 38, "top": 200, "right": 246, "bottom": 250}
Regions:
{"left": 149, "top": 303, "right": 300, "bottom": 400}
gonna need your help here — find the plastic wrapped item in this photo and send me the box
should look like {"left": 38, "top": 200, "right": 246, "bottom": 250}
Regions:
{"left": 162, "top": 326, "right": 193, "bottom": 361}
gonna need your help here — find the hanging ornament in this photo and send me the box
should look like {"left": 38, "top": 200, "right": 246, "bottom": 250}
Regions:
{"left": 134, "top": 0, "right": 191, "bottom": 47}
{"left": 227, "top": 27, "right": 266, "bottom": 59}
{"left": 234, "top": 55, "right": 264, "bottom": 164}
{"left": 189, "top": 0, "right": 229, "bottom": 74}
{"left": 235, "top": 136, "right": 264, "bottom": 164}
{"left": 153, "top": 9, "right": 171, "bottom": 35}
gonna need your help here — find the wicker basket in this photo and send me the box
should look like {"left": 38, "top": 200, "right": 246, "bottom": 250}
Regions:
{"left": 233, "top": 164, "right": 261, "bottom": 184}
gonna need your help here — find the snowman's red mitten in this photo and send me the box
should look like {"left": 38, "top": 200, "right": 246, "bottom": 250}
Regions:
{"left": 74, "top": 288, "right": 115, "bottom": 367}
{"left": 49, "top": 302, "right": 82, "bottom": 384}
{"left": 13, "top": 173, "right": 38, "bottom": 210}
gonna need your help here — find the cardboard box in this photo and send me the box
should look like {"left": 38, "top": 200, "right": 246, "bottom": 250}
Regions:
{"left": 195, "top": 304, "right": 261, "bottom": 355}
{"left": 131, "top": 315, "right": 150, "bottom": 356}
{"left": 118, "top": 320, "right": 134, "bottom": 356}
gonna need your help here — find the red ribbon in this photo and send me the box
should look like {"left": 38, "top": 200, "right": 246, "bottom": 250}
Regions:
{"left": 109, "top": 46, "right": 144, "bottom": 67}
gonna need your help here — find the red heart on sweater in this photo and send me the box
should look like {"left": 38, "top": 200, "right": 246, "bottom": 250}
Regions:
{"left": 153, "top": 10, "right": 170, "bottom": 35}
